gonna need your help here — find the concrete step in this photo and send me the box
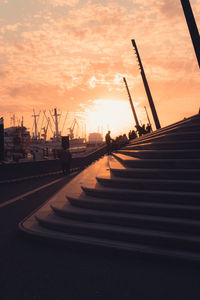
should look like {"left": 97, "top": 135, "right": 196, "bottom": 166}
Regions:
{"left": 109, "top": 155, "right": 200, "bottom": 180}
{"left": 81, "top": 185, "right": 200, "bottom": 205}
{"left": 131, "top": 118, "right": 200, "bottom": 142}
{"left": 68, "top": 195, "right": 200, "bottom": 219}
{"left": 18, "top": 113, "right": 200, "bottom": 262}
{"left": 151, "top": 118, "right": 200, "bottom": 134}
{"left": 51, "top": 203, "right": 200, "bottom": 234}
{"left": 108, "top": 154, "right": 126, "bottom": 170}
{"left": 117, "top": 149, "right": 200, "bottom": 159}
{"left": 124, "top": 115, "right": 200, "bottom": 147}
{"left": 110, "top": 166, "right": 200, "bottom": 180}
{"left": 96, "top": 175, "right": 200, "bottom": 192}
{"left": 128, "top": 131, "right": 200, "bottom": 145}
{"left": 168, "top": 124, "right": 200, "bottom": 132}
{"left": 18, "top": 217, "right": 200, "bottom": 263}
{"left": 35, "top": 212, "right": 200, "bottom": 251}
{"left": 138, "top": 123, "right": 200, "bottom": 139}
{"left": 113, "top": 153, "right": 200, "bottom": 169}
{"left": 124, "top": 140, "right": 200, "bottom": 151}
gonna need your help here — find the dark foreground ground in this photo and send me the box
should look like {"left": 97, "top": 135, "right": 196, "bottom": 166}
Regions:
{"left": 1, "top": 174, "right": 200, "bottom": 300}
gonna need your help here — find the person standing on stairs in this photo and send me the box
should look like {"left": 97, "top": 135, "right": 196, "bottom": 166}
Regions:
{"left": 105, "top": 130, "right": 113, "bottom": 155}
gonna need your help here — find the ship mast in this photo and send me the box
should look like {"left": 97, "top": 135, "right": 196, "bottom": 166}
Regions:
{"left": 53, "top": 108, "right": 60, "bottom": 140}
{"left": 21, "top": 116, "right": 24, "bottom": 128}
{"left": 32, "top": 110, "right": 39, "bottom": 139}
{"left": 180, "top": 0, "right": 200, "bottom": 68}
{"left": 131, "top": 39, "right": 161, "bottom": 130}
{"left": 123, "top": 77, "right": 139, "bottom": 127}
{"left": 11, "top": 114, "right": 16, "bottom": 127}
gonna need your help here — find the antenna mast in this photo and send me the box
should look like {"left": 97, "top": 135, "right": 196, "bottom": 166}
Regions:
{"left": 131, "top": 39, "right": 161, "bottom": 130}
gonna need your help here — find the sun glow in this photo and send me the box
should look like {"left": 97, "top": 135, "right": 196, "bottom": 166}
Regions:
{"left": 85, "top": 99, "right": 138, "bottom": 138}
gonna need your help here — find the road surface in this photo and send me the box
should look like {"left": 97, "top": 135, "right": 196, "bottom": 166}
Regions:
{"left": 1, "top": 173, "right": 200, "bottom": 300}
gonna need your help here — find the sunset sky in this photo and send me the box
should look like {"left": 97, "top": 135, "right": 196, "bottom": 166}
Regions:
{"left": 0, "top": 0, "right": 199, "bottom": 137}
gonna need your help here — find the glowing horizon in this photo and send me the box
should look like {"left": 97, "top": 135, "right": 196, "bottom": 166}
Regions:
{"left": 0, "top": 0, "right": 200, "bottom": 137}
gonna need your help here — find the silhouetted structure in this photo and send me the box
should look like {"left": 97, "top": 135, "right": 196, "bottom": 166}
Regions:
{"left": 180, "top": 0, "right": 200, "bottom": 68}
{"left": 0, "top": 118, "right": 4, "bottom": 161}
{"left": 131, "top": 39, "right": 161, "bottom": 130}
{"left": 61, "top": 136, "right": 70, "bottom": 150}
{"left": 59, "top": 136, "right": 71, "bottom": 174}
{"left": 59, "top": 148, "right": 72, "bottom": 175}
{"left": 144, "top": 106, "right": 152, "bottom": 130}
{"left": 123, "top": 77, "right": 139, "bottom": 127}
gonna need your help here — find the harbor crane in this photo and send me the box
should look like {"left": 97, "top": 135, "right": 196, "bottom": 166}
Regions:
{"left": 61, "top": 112, "right": 68, "bottom": 135}
{"left": 68, "top": 118, "right": 79, "bottom": 140}
{"left": 41, "top": 116, "right": 50, "bottom": 141}
{"left": 43, "top": 111, "right": 54, "bottom": 137}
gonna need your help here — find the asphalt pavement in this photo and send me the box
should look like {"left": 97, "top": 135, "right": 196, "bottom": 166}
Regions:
{"left": 1, "top": 173, "right": 200, "bottom": 300}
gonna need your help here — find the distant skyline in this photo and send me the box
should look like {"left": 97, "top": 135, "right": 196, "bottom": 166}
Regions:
{"left": 0, "top": 0, "right": 199, "bottom": 136}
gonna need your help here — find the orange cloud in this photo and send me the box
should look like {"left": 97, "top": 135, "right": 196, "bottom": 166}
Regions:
{"left": 0, "top": 0, "right": 200, "bottom": 132}
{"left": 40, "top": 0, "right": 79, "bottom": 7}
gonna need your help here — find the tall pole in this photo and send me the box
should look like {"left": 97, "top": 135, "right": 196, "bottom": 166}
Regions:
{"left": 0, "top": 117, "right": 4, "bottom": 162}
{"left": 54, "top": 108, "right": 60, "bottom": 140}
{"left": 144, "top": 106, "right": 151, "bottom": 126}
{"left": 32, "top": 110, "right": 39, "bottom": 139}
{"left": 131, "top": 40, "right": 161, "bottom": 129}
{"left": 180, "top": 0, "right": 200, "bottom": 68}
{"left": 123, "top": 77, "right": 139, "bottom": 127}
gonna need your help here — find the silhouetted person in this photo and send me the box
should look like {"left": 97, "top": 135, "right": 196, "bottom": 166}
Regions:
{"left": 135, "top": 125, "right": 143, "bottom": 137}
{"left": 141, "top": 124, "right": 147, "bottom": 135}
{"left": 130, "top": 129, "right": 137, "bottom": 140}
{"left": 128, "top": 130, "right": 132, "bottom": 140}
{"left": 122, "top": 134, "right": 129, "bottom": 145}
{"left": 146, "top": 123, "right": 152, "bottom": 133}
{"left": 105, "top": 130, "right": 113, "bottom": 154}
{"left": 59, "top": 147, "right": 72, "bottom": 175}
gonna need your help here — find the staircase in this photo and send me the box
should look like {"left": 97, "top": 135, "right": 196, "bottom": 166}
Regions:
{"left": 19, "top": 114, "right": 200, "bottom": 262}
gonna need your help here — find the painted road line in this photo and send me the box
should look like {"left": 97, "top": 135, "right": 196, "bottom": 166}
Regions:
{"left": 0, "top": 177, "right": 65, "bottom": 209}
